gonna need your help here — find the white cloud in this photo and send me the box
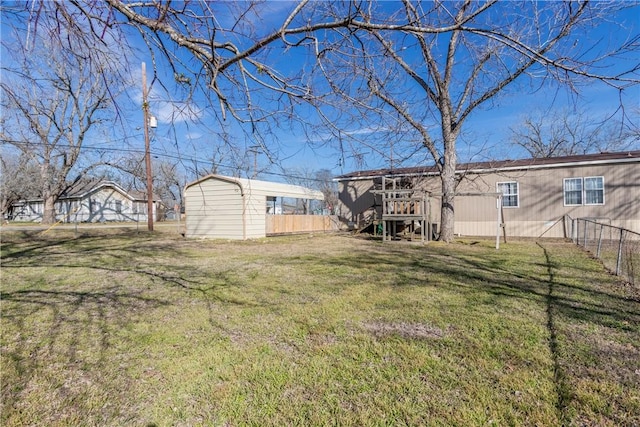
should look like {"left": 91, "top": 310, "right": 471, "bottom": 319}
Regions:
{"left": 185, "top": 131, "right": 203, "bottom": 141}
{"left": 129, "top": 82, "right": 204, "bottom": 125}
{"left": 152, "top": 99, "right": 204, "bottom": 124}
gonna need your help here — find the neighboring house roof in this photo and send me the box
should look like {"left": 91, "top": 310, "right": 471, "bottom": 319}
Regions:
{"left": 334, "top": 150, "right": 640, "bottom": 181}
{"left": 60, "top": 180, "right": 132, "bottom": 199}
{"left": 185, "top": 174, "right": 325, "bottom": 200}
{"left": 18, "top": 180, "right": 157, "bottom": 203}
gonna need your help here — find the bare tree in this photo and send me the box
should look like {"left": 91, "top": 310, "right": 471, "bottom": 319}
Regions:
{"left": 510, "top": 110, "right": 636, "bottom": 158}
{"left": 284, "top": 167, "right": 339, "bottom": 214}
{"left": 0, "top": 152, "right": 41, "bottom": 219}
{"left": 1, "top": 9, "right": 116, "bottom": 224}
{"left": 311, "top": 1, "right": 639, "bottom": 241}
{"left": 60, "top": 1, "right": 473, "bottom": 167}
{"left": 16, "top": 1, "right": 639, "bottom": 239}
{"left": 314, "top": 169, "right": 340, "bottom": 214}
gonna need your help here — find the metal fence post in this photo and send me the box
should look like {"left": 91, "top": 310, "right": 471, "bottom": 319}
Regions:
{"left": 616, "top": 228, "right": 625, "bottom": 277}
{"left": 573, "top": 218, "right": 638, "bottom": 285}
{"left": 596, "top": 223, "right": 604, "bottom": 258}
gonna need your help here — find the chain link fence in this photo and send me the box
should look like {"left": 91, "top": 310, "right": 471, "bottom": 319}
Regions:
{"left": 573, "top": 218, "right": 639, "bottom": 286}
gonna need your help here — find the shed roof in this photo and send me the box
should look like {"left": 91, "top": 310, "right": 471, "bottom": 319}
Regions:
{"left": 185, "top": 174, "right": 324, "bottom": 200}
{"left": 335, "top": 150, "right": 640, "bottom": 181}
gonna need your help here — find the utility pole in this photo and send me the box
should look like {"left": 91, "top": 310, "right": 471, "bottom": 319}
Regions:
{"left": 142, "top": 62, "right": 154, "bottom": 231}
{"left": 248, "top": 145, "right": 259, "bottom": 179}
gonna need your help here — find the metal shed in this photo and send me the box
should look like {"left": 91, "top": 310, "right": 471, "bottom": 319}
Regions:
{"left": 184, "top": 174, "right": 325, "bottom": 239}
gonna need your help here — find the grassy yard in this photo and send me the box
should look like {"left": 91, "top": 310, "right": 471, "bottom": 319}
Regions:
{"left": 1, "top": 229, "right": 639, "bottom": 426}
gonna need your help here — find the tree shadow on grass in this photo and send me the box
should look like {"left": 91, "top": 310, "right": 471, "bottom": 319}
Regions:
{"left": 3, "top": 232, "right": 638, "bottom": 424}
{"left": 310, "top": 241, "right": 639, "bottom": 331}
{"left": 286, "top": 242, "right": 640, "bottom": 425}
{"left": 301, "top": 238, "right": 639, "bottom": 425}
{"left": 1, "top": 286, "right": 170, "bottom": 423}
{"left": 1, "top": 231, "right": 265, "bottom": 424}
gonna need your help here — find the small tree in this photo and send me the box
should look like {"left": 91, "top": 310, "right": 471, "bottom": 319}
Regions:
{"left": 314, "top": 169, "right": 340, "bottom": 214}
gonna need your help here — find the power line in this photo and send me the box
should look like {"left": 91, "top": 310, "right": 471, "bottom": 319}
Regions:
{"left": 2, "top": 140, "right": 334, "bottom": 183}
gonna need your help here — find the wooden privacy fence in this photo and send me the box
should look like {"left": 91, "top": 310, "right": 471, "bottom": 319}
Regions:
{"left": 266, "top": 215, "right": 338, "bottom": 235}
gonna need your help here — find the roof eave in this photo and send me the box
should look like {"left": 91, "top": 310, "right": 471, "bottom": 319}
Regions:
{"left": 335, "top": 152, "right": 640, "bottom": 181}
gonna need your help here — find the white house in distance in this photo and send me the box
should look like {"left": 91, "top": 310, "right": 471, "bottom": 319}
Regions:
{"left": 9, "top": 181, "right": 157, "bottom": 223}
{"left": 184, "top": 174, "right": 329, "bottom": 240}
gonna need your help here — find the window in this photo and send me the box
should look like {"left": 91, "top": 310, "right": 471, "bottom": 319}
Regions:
{"left": 497, "top": 181, "right": 519, "bottom": 208}
{"left": 90, "top": 199, "right": 101, "bottom": 213}
{"left": 584, "top": 177, "right": 604, "bottom": 205}
{"left": 115, "top": 200, "right": 122, "bottom": 214}
{"left": 564, "top": 176, "right": 604, "bottom": 206}
{"left": 564, "top": 178, "right": 582, "bottom": 205}
{"left": 132, "top": 202, "right": 143, "bottom": 214}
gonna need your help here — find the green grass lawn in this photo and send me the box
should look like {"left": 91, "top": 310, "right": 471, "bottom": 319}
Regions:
{"left": 1, "top": 230, "right": 639, "bottom": 426}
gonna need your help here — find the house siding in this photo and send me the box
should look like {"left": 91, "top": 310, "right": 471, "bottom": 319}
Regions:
{"left": 9, "top": 184, "right": 153, "bottom": 223}
{"left": 337, "top": 156, "right": 640, "bottom": 237}
{"left": 67, "top": 188, "right": 140, "bottom": 223}
{"left": 337, "top": 179, "right": 379, "bottom": 228}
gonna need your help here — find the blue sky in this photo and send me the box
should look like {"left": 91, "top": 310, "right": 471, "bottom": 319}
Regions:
{"left": 2, "top": 1, "right": 639, "bottom": 184}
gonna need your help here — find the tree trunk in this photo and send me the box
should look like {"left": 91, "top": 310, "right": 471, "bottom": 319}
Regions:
{"left": 439, "top": 171, "right": 456, "bottom": 242}
{"left": 439, "top": 149, "right": 457, "bottom": 242}
{"left": 42, "top": 193, "right": 57, "bottom": 224}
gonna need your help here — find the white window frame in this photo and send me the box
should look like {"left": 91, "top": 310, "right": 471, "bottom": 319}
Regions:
{"left": 563, "top": 178, "right": 582, "bottom": 206}
{"left": 563, "top": 176, "right": 605, "bottom": 206}
{"left": 497, "top": 181, "right": 519, "bottom": 208}
{"left": 584, "top": 176, "right": 605, "bottom": 205}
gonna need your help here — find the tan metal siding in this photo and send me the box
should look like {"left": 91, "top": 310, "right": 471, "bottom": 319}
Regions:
{"left": 449, "top": 163, "right": 639, "bottom": 237}
{"left": 185, "top": 174, "right": 326, "bottom": 239}
{"left": 185, "top": 180, "right": 244, "bottom": 239}
{"left": 244, "top": 195, "right": 267, "bottom": 239}
{"left": 337, "top": 180, "right": 377, "bottom": 227}
{"left": 338, "top": 160, "right": 640, "bottom": 237}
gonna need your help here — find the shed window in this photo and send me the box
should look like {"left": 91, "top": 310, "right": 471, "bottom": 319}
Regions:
{"left": 564, "top": 176, "right": 604, "bottom": 206}
{"left": 497, "top": 181, "right": 519, "bottom": 208}
{"left": 115, "top": 200, "right": 122, "bottom": 213}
